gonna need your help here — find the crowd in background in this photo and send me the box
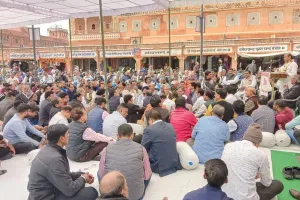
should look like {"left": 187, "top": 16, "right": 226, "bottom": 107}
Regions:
{"left": 0, "top": 53, "right": 300, "bottom": 199}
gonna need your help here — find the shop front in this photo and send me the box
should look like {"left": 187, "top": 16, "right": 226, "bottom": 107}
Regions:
{"left": 9, "top": 53, "right": 35, "bottom": 72}
{"left": 39, "top": 52, "right": 66, "bottom": 72}
{"left": 141, "top": 49, "right": 182, "bottom": 70}
{"left": 237, "top": 44, "right": 290, "bottom": 71}
{"left": 72, "top": 51, "right": 97, "bottom": 72}
{"left": 102, "top": 50, "right": 136, "bottom": 72}
{"left": 184, "top": 47, "right": 233, "bottom": 72}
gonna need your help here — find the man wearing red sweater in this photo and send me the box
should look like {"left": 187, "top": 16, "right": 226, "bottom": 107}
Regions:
{"left": 170, "top": 97, "right": 198, "bottom": 142}
{"left": 273, "top": 99, "right": 294, "bottom": 132}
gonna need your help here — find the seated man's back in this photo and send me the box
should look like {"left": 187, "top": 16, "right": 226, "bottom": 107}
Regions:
{"left": 192, "top": 105, "right": 229, "bottom": 163}
{"left": 142, "top": 110, "right": 181, "bottom": 177}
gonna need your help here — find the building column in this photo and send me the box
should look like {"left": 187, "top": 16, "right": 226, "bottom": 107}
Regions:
{"left": 289, "top": 41, "right": 294, "bottom": 51}
{"left": 178, "top": 56, "right": 186, "bottom": 73}
{"left": 229, "top": 53, "right": 237, "bottom": 70}
{"left": 84, "top": 18, "right": 88, "bottom": 34}
{"left": 134, "top": 57, "right": 143, "bottom": 72}
{"left": 65, "top": 58, "right": 72, "bottom": 72}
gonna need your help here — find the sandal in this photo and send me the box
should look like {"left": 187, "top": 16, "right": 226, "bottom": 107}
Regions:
{"left": 0, "top": 169, "right": 7, "bottom": 176}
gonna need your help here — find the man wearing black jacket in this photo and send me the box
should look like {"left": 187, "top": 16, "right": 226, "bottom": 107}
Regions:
{"left": 28, "top": 124, "right": 98, "bottom": 200}
{"left": 283, "top": 75, "right": 300, "bottom": 109}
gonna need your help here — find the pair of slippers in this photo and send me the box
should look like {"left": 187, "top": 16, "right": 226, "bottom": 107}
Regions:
{"left": 283, "top": 167, "right": 300, "bottom": 180}
{"left": 0, "top": 170, "right": 7, "bottom": 176}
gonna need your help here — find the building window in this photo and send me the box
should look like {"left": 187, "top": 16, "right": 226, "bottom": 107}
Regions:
{"left": 92, "top": 24, "right": 96, "bottom": 30}
{"left": 1, "top": 35, "right": 9, "bottom": 43}
{"left": 15, "top": 38, "right": 18, "bottom": 44}
{"left": 79, "top": 25, "right": 83, "bottom": 30}
{"left": 106, "top": 24, "right": 110, "bottom": 29}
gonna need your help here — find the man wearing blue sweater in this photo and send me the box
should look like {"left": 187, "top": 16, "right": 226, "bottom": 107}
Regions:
{"left": 3, "top": 103, "right": 46, "bottom": 154}
{"left": 183, "top": 159, "right": 233, "bottom": 200}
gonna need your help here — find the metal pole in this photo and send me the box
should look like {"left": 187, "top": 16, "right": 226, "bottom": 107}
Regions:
{"left": 199, "top": 4, "right": 204, "bottom": 83}
{"left": 168, "top": 5, "right": 172, "bottom": 79}
{"left": 69, "top": 19, "right": 73, "bottom": 81}
{"left": 99, "top": 0, "right": 110, "bottom": 111}
{"left": 1, "top": 30, "right": 4, "bottom": 68}
{"left": 32, "top": 25, "right": 37, "bottom": 69}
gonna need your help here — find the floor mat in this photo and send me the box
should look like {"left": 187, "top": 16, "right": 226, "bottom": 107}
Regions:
{"left": 271, "top": 150, "right": 300, "bottom": 200}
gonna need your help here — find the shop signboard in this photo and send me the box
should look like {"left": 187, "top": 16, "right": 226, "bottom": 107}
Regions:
{"left": 9, "top": 53, "right": 34, "bottom": 59}
{"left": 238, "top": 45, "right": 288, "bottom": 53}
{"left": 141, "top": 49, "right": 182, "bottom": 57}
{"left": 184, "top": 47, "right": 232, "bottom": 55}
{"left": 72, "top": 52, "right": 97, "bottom": 58}
{"left": 40, "top": 53, "right": 65, "bottom": 59}
{"left": 101, "top": 51, "right": 135, "bottom": 58}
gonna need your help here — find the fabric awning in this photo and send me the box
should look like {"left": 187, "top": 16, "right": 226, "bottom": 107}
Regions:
{"left": 0, "top": 0, "right": 169, "bottom": 29}
{"left": 238, "top": 51, "right": 300, "bottom": 58}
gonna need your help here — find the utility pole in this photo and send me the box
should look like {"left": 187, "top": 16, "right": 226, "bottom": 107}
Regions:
{"left": 199, "top": 4, "right": 204, "bottom": 83}
{"left": 32, "top": 25, "right": 37, "bottom": 69}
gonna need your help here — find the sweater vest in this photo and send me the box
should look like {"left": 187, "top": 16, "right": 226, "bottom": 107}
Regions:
{"left": 231, "top": 114, "right": 254, "bottom": 142}
{"left": 66, "top": 121, "right": 93, "bottom": 161}
{"left": 87, "top": 106, "right": 104, "bottom": 133}
{"left": 104, "top": 139, "right": 144, "bottom": 200}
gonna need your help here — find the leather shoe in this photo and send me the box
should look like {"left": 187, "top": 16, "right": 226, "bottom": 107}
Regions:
{"left": 293, "top": 166, "right": 300, "bottom": 179}
{"left": 283, "top": 167, "right": 294, "bottom": 179}
{"left": 290, "top": 189, "right": 300, "bottom": 200}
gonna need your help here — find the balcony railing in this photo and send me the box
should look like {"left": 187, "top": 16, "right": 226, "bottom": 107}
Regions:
{"left": 71, "top": 33, "right": 120, "bottom": 40}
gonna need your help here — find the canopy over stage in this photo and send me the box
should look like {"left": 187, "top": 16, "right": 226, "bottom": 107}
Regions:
{"left": 0, "top": 0, "right": 259, "bottom": 29}
{"left": 0, "top": 0, "right": 170, "bottom": 29}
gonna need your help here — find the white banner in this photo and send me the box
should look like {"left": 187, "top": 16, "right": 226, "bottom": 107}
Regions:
{"left": 238, "top": 45, "right": 288, "bottom": 53}
{"left": 293, "top": 44, "right": 300, "bottom": 51}
{"left": 40, "top": 53, "right": 65, "bottom": 59}
{"left": 141, "top": 49, "right": 182, "bottom": 57}
{"left": 259, "top": 72, "right": 272, "bottom": 96}
{"left": 184, "top": 47, "right": 232, "bottom": 55}
{"left": 72, "top": 52, "right": 97, "bottom": 58}
{"left": 101, "top": 51, "right": 135, "bottom": 58}
{"left": 10, "top": 53, "right": 34, "bottom": 59}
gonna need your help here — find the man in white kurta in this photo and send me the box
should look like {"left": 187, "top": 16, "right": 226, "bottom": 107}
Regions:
{"left": 276, "top": 53, "right": 298, "bottom": 94}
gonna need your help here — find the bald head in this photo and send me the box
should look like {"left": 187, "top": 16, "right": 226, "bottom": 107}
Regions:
{"left": 245, "top": 87, "right": 256, "bottom": 97}
{"left": 99, "top": 171, "right": 128, "bottom": 198}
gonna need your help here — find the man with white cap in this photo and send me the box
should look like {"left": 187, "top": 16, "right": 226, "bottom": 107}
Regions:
{"left": 222, "top": 123, "right": 283, "bottom": 200}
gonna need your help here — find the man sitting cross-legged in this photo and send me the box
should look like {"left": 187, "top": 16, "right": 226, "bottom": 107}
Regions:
{"left": 142, "top": 110, "right": 182, "bottom": 177}
{"left": 3, "top": 103, "right": 46, "bottom": 154}
{"left": 98, "top": 123, "right": 152, "bottom": 200}
{"left": 222, "top": 123, "right": 284, "bottom": 200}
{"left": 28, "top": 124, "right": 98, "bottom": 200}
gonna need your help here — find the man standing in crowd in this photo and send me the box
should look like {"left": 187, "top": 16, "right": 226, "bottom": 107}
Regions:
{"left": 191, "top": 105, "right": 229, "bottom": 163}
{"left": 246, "top": 60, "right": 257, "bottom": 75}
{"left": 3, "top": 104, "right": 46, "bottom": 154}
{"left": 103, "top": 104, "right": 128, "bottom": 140}
{"left": 87, "top": 97, "right": 109, "bottom": 133}
{"left": 28, "top": 124, "right": 98, "bottom": 200}
{"left": 98, "top": 124, "right": 152, "bottom": 200}
{"left": 251, "top": 95, "right": 275, "bottom": 133}
{"left": 276, "top": 53, "right": 298, "bottom": 94}
{"left": 222, "top": 124, "right": 284, "bottom": 200}
{"left": 142, "top": 110, "right": 182, "bottom": 177}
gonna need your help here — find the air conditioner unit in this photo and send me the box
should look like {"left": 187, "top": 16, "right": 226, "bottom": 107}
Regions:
{"left": 131, "top": 37, "right": 141, "bottom": 45}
